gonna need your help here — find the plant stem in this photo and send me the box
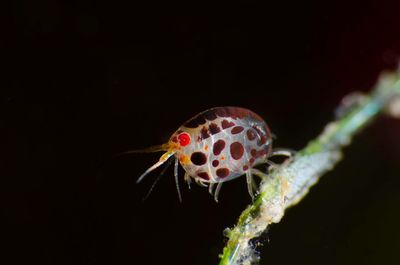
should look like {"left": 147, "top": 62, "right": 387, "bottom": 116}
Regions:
{"left": 218, "top": 70, "right": 400, "bottom": 265}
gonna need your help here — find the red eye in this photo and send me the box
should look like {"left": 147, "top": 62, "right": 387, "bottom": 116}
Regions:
{"left": 178, "top": 132, "right": 191, "bottom": 147}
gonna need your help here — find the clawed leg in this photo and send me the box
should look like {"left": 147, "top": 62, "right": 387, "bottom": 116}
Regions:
{"left": 195, "top": 178, "right": 208, "bottom": 187}
{"left": 251, "top": 168, "right": 269, "bottom": 179}
{"left": 246, "top": 171, "right": 255, "bottom": 200}
{"left": 270, "top": 148, "right": 296, "bottom": 158}
{"left": 214, "top": 182, "right": 223, "bottom": 202}
{"left": 264, "top": 159, "right": 278, "bottom": 173}
{"left": 208, "top": 182, "right": 214, "bottom": 195}
{"left": 265, "top": 148, "right": 296, "bottom": 173}
{"left": 245, "top": 168, "right": 274, "bottom": 200}
{"left": 184, "top": 172, "right": 192, "bottom": 189}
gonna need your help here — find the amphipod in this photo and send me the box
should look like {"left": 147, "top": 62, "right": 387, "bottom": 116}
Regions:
{"left": 129, "top": 107, "right": 292, "bottom": 202}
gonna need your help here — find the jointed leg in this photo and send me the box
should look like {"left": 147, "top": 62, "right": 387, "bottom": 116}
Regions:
{"left": 246, "top": 171, "right": 255, "bottom": 200}
{"left": 265, "top": 148, "right": 296, "bottom": 173}
{"left": 184, "top": 172, "right": 192, "bottom": 189}
{"left": 251, "top": 168, "right": 270, "bottom": 179}
{"left": 270, "top": 148, "right": 296, "bottom": 158}
{"left": 214, "top": 182, "right": 223, "bottom": 202}
{"left": 195, "top": 178, "right": 207, "bottom": 187}
{"left": 208, "top": 182, "right": 215, "bottom": 195}
{"left": 174, "top": 157, "right": 182, "bottom": 203}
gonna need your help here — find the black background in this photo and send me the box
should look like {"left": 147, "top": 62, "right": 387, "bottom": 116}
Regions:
{"left": 3, "top": 1, "right": 400, "bottom": 265}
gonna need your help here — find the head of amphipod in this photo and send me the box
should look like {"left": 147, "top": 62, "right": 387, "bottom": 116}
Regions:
{"left": 127, "top": 107, "right": 293, "bottom": 202}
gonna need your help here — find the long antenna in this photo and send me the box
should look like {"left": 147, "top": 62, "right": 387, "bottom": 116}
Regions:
{"left": 137, "top": 151, "right": 175, "bottom": 183}
{"left": 142, "top": 158, "right": 174, "bottom": 201}
{"left": 114, "top": 144, "right": 169, "bottom": 158}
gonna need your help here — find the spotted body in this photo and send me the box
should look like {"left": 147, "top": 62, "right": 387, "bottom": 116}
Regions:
{"left": 133, "top": 107, "right": 291, "bottom": 202}
{"left": 170, "top": 107, "right": 272, "bottom": 183}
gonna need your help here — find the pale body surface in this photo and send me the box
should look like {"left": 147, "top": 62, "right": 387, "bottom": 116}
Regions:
{"left": 171, "top": 107, "right": 272, "bottom": 184}
{"left": 134, "top": 107, "right": 290, "bottom": 202}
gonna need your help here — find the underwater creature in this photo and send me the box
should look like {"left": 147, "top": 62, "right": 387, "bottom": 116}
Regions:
{"left": 127, "top": 107, "right": 292, "bottom": 202}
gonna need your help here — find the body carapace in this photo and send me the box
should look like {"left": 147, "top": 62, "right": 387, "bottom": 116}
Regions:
{"left": 132, "top": 107, "right": 291, "bottom": 202}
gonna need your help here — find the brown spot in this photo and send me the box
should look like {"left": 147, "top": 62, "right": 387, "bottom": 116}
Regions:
{"left": 221, "top": 119, "right": 235, "bottom": 129}
{"left": 209, "top": 123, "right": 221, "bottom": 135}
{"left": 226, "top": 107, "right": 249, "bottom": 119}
{"left": 184, "top": 115, "right": 206, "bottom": 128}
{"left": 256, "top": 149, "right": 267, "bottom": 158}
{"left": 203, "top": 111, "right": 217, "bottom": 121}
{"left": 250, "top": 149, "right": 257, "bottom": 157}
{"left": 213, "top": 140, "right": 226, "bottom": 156}
{"left": 171, "top": 136, "right": 178, "bottom": 143}
{"left": 215, "top": 107, "right": 266, "bottom": 122}
{"left": 200, "top": 127, "right": 210, "bottom": 139}
{"left": 224, "top": 107, "right": 253, "bottom": 119}
{"left": 257, "top": 135, "right": 268, "bottom": 146}
{"left": 246, "top": 129, "right": 257, "bottom": 141}
{"left": 215, "top": 108, "right": 228, "bottom": 117}
{"left": 204, "top": 145, "right": 209, "bottom": 151}
{"left": 212, "top": 160, "right": 219, "bottom": 167}
{"left": 184, "top": 119, "right": 199, "bottom": 128}
{"left": 194, "top": 115, "right": 206, "bottom": 126}
{"left": 190, "top": 152, "right": 207, "bottom": 166}
{"left": 243, "top": 165, "right": 249, "bottom": 171}
{"left": 197, "top": 172, "right": 210, "bottom": 180}
{"left": 231, "top": 126, "right": 244, "bottom": 134}
{"left": 230, "top": 142, "right": 244, "bottom": 160}
{"left": 221, "top": 156, "right": 225, "bottom": 160}
{"left": 216, "top": 168, "right": 230, "bottom": 178}
{"left": 249, "top": 158, "right": 255, "bottom": 164}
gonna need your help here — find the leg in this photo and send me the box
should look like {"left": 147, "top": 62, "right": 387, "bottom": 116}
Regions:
{"left": 184, "top": 172, "right": 192, "bottom": 189}
{"left": 251, "top": 168, "right": 270, "bottom": 179}
{"left": 246, "top": 171, "right": 255, "bottom": 200}
{"left": 208, "top": 182, "right": 215, "bottom": 195}
{"left": 214, "top": 182, "right": 223, "bottom": 202}
{"left": 270, "top": 148, "right": 296, "bottom": 158}
{"left": 266, "top": 148, "right": 296, "bottom": 173}
{"left": 174, "top": 157, "right": 182, "bottom": 203}
{"left": 195, "top": 178, "right": 208, "bottom": 187}
{"left": 264, "top": 159, "right": 278, "bottom": 173}
{"left": 265, "top": 159, "right": 278, "bottom": 167}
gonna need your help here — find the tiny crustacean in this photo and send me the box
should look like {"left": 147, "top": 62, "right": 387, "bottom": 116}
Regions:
{"left": 128, "top": 107, "right": 293, "bottom": 202}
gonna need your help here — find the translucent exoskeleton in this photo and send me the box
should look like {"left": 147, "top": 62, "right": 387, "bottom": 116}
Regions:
{"left": 125, "top": 107, "right": 293, "bottom": 202}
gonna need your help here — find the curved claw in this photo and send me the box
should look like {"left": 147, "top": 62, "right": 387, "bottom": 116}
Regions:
{"left": 251, "top": 168, "right": 269, "bottom": 179}
{"left": 214, "top": 182, "right": 223, "bottom": 202}
{"left": 184, "top": 172, "right": 192, "bottom": 189}
{"left": 246, "top": 171, "right": 255, "bottom": 201}
{"left": 195, "top": 178, "right": 208, "bottom": 187}
{"left": 208, "top": 183, "right": 215, "bottom": 195}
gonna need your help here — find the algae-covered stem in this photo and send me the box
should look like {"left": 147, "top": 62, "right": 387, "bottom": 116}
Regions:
{"left": 219, "top": 71, "right": 400, "bottom": 265}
